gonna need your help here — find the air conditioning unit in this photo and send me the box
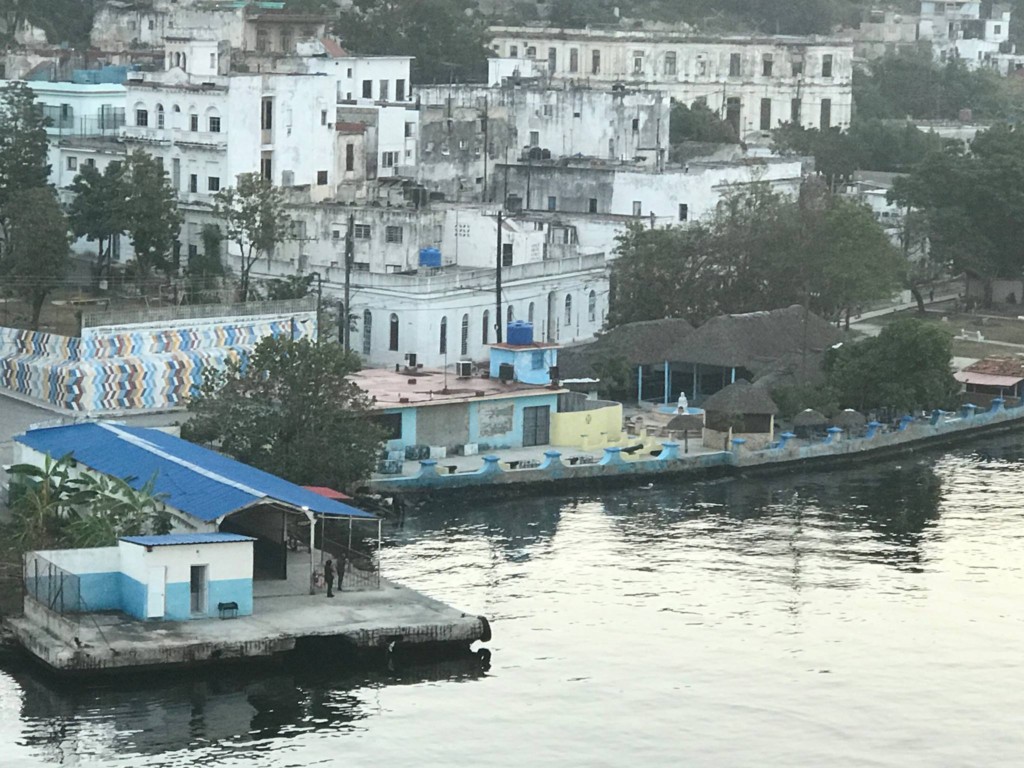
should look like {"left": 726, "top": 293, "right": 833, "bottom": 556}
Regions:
{"left": 456, "top": 360, "right": 472, "bottom": 378}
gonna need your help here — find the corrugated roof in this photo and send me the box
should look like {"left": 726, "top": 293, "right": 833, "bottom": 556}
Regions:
{"left": 954, "top": 371, "right": 1024, "bottom": 387}
{"left": 15, "top": 423, "right": 377, "bottom": 523}
{"left": 121, "top": 533, "right": 255, "bottom": 547}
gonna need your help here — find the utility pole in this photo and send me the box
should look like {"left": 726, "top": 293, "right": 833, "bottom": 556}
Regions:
{"left": 343, "top": 212, "right": 353, "bottom": 353}
{"left": 496, "top": 209, "right": 503, "bottom": 343}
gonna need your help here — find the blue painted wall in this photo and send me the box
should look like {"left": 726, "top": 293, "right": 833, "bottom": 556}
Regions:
{"left": 489, "top": 347, "right": 557, "bottom": 386}
{"left": 468, "top": 392, "right": 559, "bottom": 449}
{"left": 125, "top": 577, "right": 254, "bottom": 621}
{"left": 78, "top": 572, "right": 122, "bottom": 612}
{"left": 120, "top": 574, "right": 147, "bottom": 620}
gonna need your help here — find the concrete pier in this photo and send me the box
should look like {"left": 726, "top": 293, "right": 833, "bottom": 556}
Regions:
{"left": 7, "top": 579, "right": 489, "bottom": 675}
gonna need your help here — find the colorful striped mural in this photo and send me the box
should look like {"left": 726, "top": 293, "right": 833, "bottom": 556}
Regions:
{"left": 0, "top": 313, "right": 316, "bottom": 412}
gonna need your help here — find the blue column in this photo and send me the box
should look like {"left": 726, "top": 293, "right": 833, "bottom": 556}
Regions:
{"left": 865, "top": 420, "right": 881, "bottom": 439}
{"left": 637, "top": 366, "right": 643, "bottom": 403}
{"left": 692, "top": 364, "right": 698, "bottom": 402}
{"left": 777, "top": 431, "right": 796, "bottom": 449}
{"left": 730, "top": 366, "right": 736, "bottom": 383}
{"left": 663, "top": 361, "right": 670, "bottom": 405}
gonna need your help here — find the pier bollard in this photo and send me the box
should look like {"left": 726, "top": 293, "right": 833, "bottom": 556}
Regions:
{"left": 898, "top": 415, "right": 914, "bottom": 431}
{"left": 539, "top": 449, "right": 563, "bottom": 471}
{"left": 416, "top": 459, "right": 439, "bottom": 478}
{"left": 930, "top": 409, "right": 942, "bottom": 426}
{"left": 730, "top": 437, "right": 747, "bottom": 453}
{"left": 866, "top": 420, "right": 881, "bottom": 439}
{"left": 961, "top": 403, "right": 978, "bottom": 419}
{"left": 991, "top": 397, "right": 1006, "bottom": 413}
{"left": 656, "top": 441, "right": 680, "bottom": 461}
{"left": 825, "top": 426, "right": 843, "bottom": 444}
{"left": 598, "top": 446, "right": 625, "bottom": 466}
{"left": 776, "top": 431, "right": 796, "bottom": 450}
{"left": 478, "top": 455, "right": 503, "bottom": 476}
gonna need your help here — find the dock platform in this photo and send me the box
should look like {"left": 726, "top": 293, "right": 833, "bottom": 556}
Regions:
{"left": 7, "top": 578, "right": 489, "bottom": 675}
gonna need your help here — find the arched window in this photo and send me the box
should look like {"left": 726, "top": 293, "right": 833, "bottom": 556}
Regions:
{"left": 564, "top": 294, "right": 572, "bottom": 327}
{"left": 156, "top": 103, "right": 165, "bottom": 129}
{"left": 439, "top": 316, "right": 447, "bottom": 355}
{"left": 507, "top": 305, "right": 514, "bottom": 325}
{"left": 588, "top": 290, "right": 596, "bottom": 323}
{"left": 205, "top": 106, "right": 221, "bottom": 133}
{"left": 528, "top": 302, "right": 535, "bottom": 324}
{"left": 389, "top": 313, "right": 399, "bottom": 351}
{"left": 482, "top": 310, "right": 490, "bottom": 345}
{"left": 461, "top": 314, "right": 469, "bottom": 356}
{"left": 362, "top": 310, "right": 372, "bottom": 356}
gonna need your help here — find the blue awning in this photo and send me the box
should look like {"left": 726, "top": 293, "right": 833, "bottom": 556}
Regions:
{"left": 15, "top": 422, "right": 377, "bottom": 523}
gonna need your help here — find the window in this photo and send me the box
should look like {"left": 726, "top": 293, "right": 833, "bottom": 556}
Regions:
{"left": 547, "top": 195, "right": 556, "bottom": 211}
{"left": 696, "top": 55, "right": 707, "bottom": 76}
{"left": 588, "top": 290, "right": 596, "bottom": 323}
{"left": 569, "top": 48, "right": 579, "bottom": 72}
{"left": 632, "top": 200, "right": 642, "bottom": 217}
{"left": 792, "top": 60, "right": 804, "bottom": 76}
{"left": 564, "top": 294, "right": 572, "bottom": 326}
{"left": 529, "top": 130, "right": 539, "bottom": 147}
{"left": 362, "top": 310, "right": 372, "bottom": 356}
{"left": 633, "top": 50, "right": 644, "bottom": 74}
{"left": 317, "top": 170, "right": 328, "bottom": 185}
{"left": 66, "top": 156, "right": 77, "bottom": 171}
{"left": 665, "top": 51, "right": 676, "bottom": 76}
{"left": 531, "top": 350, "right": 545, "bottom": 370}
{"left": 588, "top": 198, "right": 598, "bottom": 213}
{"left": 382, "top": 151, "right": 398, "bottom": 168}
{"left": 548, "top": 47, "right": 557, "bottom": 71}
{"left": 439, "top": 317, "right": 447, "bottom": 354}
{"left": 461, "top": 314, "right": 469, "bottom": 356}
{"left": 822, "top": 54, "right": 833, "bottom": 78}
{"left": 389, "top": 313, "right": 399, "bottom": 351}
{"left": 542, "top": 104, "right": 553, "bottom": 117}
{"left": 526, "top": 46, "right": 536, "bottom": 58}
{"left": 157, "top": 104, "right": 165, "bottom": 128}
{"left": 385, "top": 225, "right": 403, "bottom": 243}
{"left": 507, "top": 305, "right": 514, "bottom": 324}
{"left": 396, "top": 79, "right": 405, "bottom": 101}
{"left": 208, "top": 116, "right": 220, "bottom": 133}
{"left": 404, "top": 121, "right": 414, "bottom": 138}
{"left": 482, "top": 310, "right": 490, "bottom": 345}
{"left": 373, "top": 413, "right": 403, "bottom": 441}
{"left": 510, "top": 44, "right": 518, "bottom": 57}
{"left": 678, "top": 203, "right": 688, "bottom": 221}
{"left": 280, "top": 27, "right": 292, "bottom": 51}
{"left": 502, "top": 242, "right": 513, "bottom": 266}
{"left": 190, "top": 113, "right": 199, "bottom": 132}
{"left": 791, "top": 97, "right": 802, "bottom": 124}
{"left": 321, "top": 109, "right": 328, "bottom": 126}
{"left": 354, "top": 224, "right": 371, "bottom": 239}
{"left": 189, "top": 174, "right": 198, "bottom": 193}
{"left": 760, "top": 98, "right": 772, "bottom": 131}
{"left": 379, "top": 79, "right": 389, "bottom": 101}
{"left": 528, "top": 302, "right": 535, "bottom": 323}
{"left": 136, "top": 108, "right": 148, "bottom": 127}
{"left": 632, "top": 117, "right": 639, "bottom": 132}
{"left": 207, "top": 176, "right": 220, "bottom": 192}
{"left": 362, "top": 80, "right": 372, "bottom": 98}
{"left": 995, "top": 24, "right": 1002, "bottom": 34}
{"left": 346, "top": 143, "right": 355, "bottom": 171}
{"left": 261, "top": 98, "right": 272, "bottom": 130}
{"left": 84, "top": 158, "right": 95, "bottom": 168}
{"left": 592, "top": 50, "right": 601, "bottom": 74}
{"left": 261, "top": 154, "right": 272, "bottom": 180}
{"left": 729, "top": 53, "right": 741, "bottom": 77}
{"left": 762, "top": 54, "right": 773, "bottom": 76}
{"left": 820, "top": 98, "right": 832, "bottom": 129}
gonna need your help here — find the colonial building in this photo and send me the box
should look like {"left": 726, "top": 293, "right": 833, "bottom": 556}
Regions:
{"left": 488, "top": 25, "right": 854, "bottom": 140}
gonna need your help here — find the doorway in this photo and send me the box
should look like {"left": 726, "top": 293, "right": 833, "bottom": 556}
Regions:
{"left": 190, "top": 564, "right": 209, "bottom": 614}
{"left": 522, "top": 405, "right": 551, "bottom": 447}
{"left": 146, "top": 566, "right": 166, "bottom": 619}
{"left": 725, "top": 97, "right": 742, "bottom": 136}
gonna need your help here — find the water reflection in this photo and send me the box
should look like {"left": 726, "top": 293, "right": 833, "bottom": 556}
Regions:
{"left": 5, "top": 651, "right": 491, "bottom": 764}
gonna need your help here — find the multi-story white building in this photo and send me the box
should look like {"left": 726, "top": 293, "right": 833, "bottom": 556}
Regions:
{"left": 413, "top": 79, "right": 670, "bottom": 201}
{"left": 489, "top": 25, "right": 854, "bottom": 139}
{"left": 918, "top": 0, "right": 1012, "bottom": 68}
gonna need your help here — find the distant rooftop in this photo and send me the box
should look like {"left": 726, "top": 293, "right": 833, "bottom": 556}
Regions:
{"left": 352, "top": 366, "right": 561, "bottom": 409}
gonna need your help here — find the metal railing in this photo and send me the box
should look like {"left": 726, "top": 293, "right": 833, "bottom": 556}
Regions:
{"left": 323, "top": 536, "right": 380, "bottom": 591}
{"left": 24, "top": 553, "right": 81, "bottom": 615}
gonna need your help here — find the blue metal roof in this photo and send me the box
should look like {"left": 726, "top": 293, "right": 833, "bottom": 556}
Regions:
{"left": 15, "top": 423, "right": 377, "bottom": 523}
{"left": 121, "top": 533, "right": 255, "bottom": 547}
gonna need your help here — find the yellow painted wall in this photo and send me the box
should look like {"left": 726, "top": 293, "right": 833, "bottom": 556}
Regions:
{"left": 551, "top": 404, "right": 624, "bottom": 450}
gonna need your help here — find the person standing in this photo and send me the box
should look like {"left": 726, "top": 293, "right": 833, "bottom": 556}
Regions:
{"left": 324, "top": 558, "right": 335, "bottom": 598}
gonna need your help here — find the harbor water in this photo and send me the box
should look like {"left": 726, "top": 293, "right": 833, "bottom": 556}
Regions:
{"left": 3, "top": 435, "right": 1024, "bottom": 767}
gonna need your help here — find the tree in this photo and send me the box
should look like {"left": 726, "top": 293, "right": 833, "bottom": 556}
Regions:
{"left": 68, "top": 160, "right": 127, "bottom": 281}
{"left": 0, "top": 81, "right": 50, "bottom": 242}
{"left": 214, "top": 173, "right": 291, "bottom": 302}
{"left": 826, "top": 318, "right": 959, "bottom": 413}
{"left": 182, "top": 336, "right": 384, "bottom": 489}
{"left": 336, "top": 0, "right": 490, "bottom": 83}
{"left": 670, "top": 101, "right": 738, "bottom": 145}
{"left": 0, "top": 0, "right": 95, "bottom": 46}
{"left": 1, "top": 187, "right": 71, "bottom": 328}
{"left": 123, "top": 150, "right": 182, "bottom": 284}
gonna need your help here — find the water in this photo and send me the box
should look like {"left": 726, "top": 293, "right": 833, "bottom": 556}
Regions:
{"left": 4, "top": 437, "right": 1024, "bottom": 767}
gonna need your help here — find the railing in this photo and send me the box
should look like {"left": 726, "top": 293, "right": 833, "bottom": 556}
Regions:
{"left": 24, "top": 553, "right": 81, "bottom": 615}
{"left": 81, "top": 297, "right": 317, "bottom": 328}
{"left": 323, "top": 536, "right": 380, "bottom": 591}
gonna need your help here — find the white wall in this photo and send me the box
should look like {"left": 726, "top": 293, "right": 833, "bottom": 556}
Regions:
{"left": 118, "top": 540, "right": 253, "bottom": 587}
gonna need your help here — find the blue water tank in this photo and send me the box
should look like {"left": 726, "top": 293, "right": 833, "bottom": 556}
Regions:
{"left": 418, "top": 247, "right": 442, "bottom": 268}
{"left": 507, "top": 321, "right": 534, "bottom": 346}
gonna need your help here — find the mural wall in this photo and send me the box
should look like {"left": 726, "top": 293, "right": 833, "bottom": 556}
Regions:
{"left": 0, "top": 312, "right": 316, "bottom": 412}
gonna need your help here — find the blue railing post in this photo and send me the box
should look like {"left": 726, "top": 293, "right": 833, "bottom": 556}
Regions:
{"left": 865, "top": 420, "right": 881, "bottom": 439}
{"left": 825, "top": 426, "right": 843, "bottom": 444}
{"left": 777, "top": 431, "right": 796, "bottom": 449}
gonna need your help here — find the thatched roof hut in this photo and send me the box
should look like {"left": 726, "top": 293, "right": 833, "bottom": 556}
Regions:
{"left": 558, "top": 318, "right": 695, "bottom": 379}
{"left": 701, "top": 380, "right": 778, "bottom": 434}
{"left": 831, "top": 408, "right": 867, "bottom": 432}
{"left": 792, "top": 408, "right": 827, "bottom": 438}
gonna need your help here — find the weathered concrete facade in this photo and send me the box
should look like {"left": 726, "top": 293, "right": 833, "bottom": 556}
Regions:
{"left": 489, "top": 25, "right": 854, "bottom": 139}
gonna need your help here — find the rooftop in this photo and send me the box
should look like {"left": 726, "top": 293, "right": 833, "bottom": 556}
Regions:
{"left": 15, "top": 422, "right": 376, "bottom": 522}
{"left": 352, "top": 367, "right": 561, "bottom": 409}
{"left": 120, "top": 533, "right": 255, "bottom": 547}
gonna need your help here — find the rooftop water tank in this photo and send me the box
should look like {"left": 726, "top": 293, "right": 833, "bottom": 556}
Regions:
{"left": 418, "top": 247, "right": 441, "bottom": 268}
{"left": 507, "top": 320, "right": 534, "bottom": 346}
